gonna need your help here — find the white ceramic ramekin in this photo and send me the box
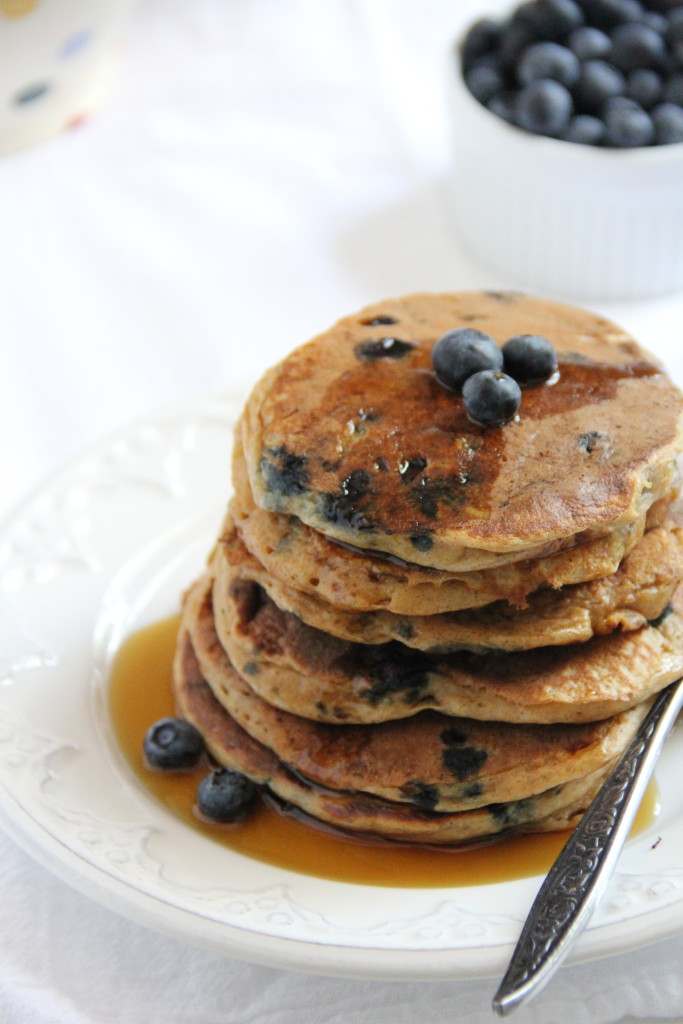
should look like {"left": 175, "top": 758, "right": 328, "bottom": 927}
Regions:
{"left": 0, "top": 0, "right": 136, "bottom": 156}
{"left": 448, "top": 41, "right": 683, "bottom": 301}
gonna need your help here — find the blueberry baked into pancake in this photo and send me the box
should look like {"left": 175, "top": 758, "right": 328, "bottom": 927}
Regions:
{"left": 155, "top": 291, "right": 683, "bottom": 844}
{"left": 241, "top": 292, "right": 683, "bottom": 570}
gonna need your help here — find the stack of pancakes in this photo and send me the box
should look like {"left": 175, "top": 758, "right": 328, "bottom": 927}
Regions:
{"left": 174, "top": 291, "right": 683, "bottom": 846}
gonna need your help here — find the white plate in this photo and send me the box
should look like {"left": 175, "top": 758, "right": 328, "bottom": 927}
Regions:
{"left": 1, "top": 393, "right": 683, "bottom": 982}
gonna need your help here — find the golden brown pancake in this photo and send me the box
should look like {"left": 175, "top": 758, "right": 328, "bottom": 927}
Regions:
{"left": 182, "top": 575, "right": 651, "bottom": 813}
{"left": 165, "top": 290, "right": 683, "bottom": 851}
{"left": 214, "top": 515, "right": 683, "bottom": 653}
{"left": 209, "top": 567, "right": 683, "bottom": 725}
{"left": 231, "top": 435, "right": 660, "bottom": 614}
{"left": 173, "top": 620, "right": 619, "bottom": 845}
{"left": 241, "top": 292, "right": 683, "bottom": 570}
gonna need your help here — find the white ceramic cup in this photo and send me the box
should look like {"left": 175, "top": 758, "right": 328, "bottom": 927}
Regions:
{"left": 0, "top": 0, "right": 136, "bottom": 156}
{"left": 448, "top": 40, "right": 683, "bottom": 301}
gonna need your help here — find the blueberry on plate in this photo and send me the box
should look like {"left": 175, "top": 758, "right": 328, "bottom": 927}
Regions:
{"left": 196, "top": 768, "right": 257, "bottom": 823}
{"left": 462, "top": 371, "right": 522, "bottom": 428}
{"left": 503, "top": 334, "right": 558, "bottom": 385}
{"left": 143, "top": 717, "right": 204, "bottom": 770}
{"left": 432, "top": 327, "right": 503, "bottom": 391}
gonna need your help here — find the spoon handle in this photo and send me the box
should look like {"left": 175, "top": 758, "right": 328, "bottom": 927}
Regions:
{"left": 492, "top": 676, "right": 683, "bottom": 1017}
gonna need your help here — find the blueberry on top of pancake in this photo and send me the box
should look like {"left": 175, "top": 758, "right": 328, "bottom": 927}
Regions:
{"left": 242, "top": 292, "right": 683, "bottom": 570}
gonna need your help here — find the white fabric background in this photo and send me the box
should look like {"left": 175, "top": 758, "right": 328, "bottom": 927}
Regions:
{"left": 2, "top": 1, "right": 683, "bottom": 1021}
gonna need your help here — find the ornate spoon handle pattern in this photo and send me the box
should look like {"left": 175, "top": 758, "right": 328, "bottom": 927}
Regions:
{"left": 492, "top": 675, "right": 683, "bottom": 1016}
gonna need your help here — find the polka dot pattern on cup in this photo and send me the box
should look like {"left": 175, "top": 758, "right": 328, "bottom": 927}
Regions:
{"left": 59, "top": 29, "right": 94, "bottom": 60}
{"left": 0, "top": 0, "right": 39, "bottom": 19}
{"left": 13, "top": 82, "right": 49, "bottom": 105}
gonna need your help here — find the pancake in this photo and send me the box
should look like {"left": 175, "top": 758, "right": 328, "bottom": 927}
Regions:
{"left": 183, "top": 575, "right": 651, "bottom": 813}
{"left": 211, "top": 567, "right": 683, "bottom": 725}
{"left": 215, "top": 515, "right": 683, "bottom": 653}
{"left": 241, "top": 291, "right": 683, "bottom": 570}
{"left": 173, "top": 620, "right": 619, "bottom": 845}
{"left": 231, "top": 434, "right": 661, "bottom": 615}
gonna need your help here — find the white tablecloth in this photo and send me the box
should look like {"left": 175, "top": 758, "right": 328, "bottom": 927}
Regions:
{"left": 2, "top": 1, "right": 683, "bottom": 1021}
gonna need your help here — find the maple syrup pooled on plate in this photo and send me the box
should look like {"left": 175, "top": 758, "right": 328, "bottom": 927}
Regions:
{"left": 108, "top": 616, "right": 660, "bottom": 889}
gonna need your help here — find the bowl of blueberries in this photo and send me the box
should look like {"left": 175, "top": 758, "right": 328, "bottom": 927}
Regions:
{"left": 450, "top": 0, "right": 683, "bottom": 299}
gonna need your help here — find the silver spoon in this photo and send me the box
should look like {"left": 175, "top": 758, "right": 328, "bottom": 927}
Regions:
{"left": 492, "top": 675, "right": 683, "bottom": 1016}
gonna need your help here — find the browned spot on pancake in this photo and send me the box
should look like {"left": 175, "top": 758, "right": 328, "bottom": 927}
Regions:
{"left": 302, "top": 358, "right": 662, "bottom": 538}
{"left": 248, "top": 293, "right": 683, "bottom": 560}
{"left": 228, "top": 579, "right": 263, "bottom": 625}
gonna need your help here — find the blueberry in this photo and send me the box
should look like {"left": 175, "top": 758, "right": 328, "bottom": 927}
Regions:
{"left": 639, "top": 11, "right": 669, "bottom": 33}
{"left": 575, "top": 60, "right": 626, "bottom": 111}
{"left": 652, "top": 101, "right": 683, "bottom": 141}
{"left": 626, "top": 68, "right": 663, "bottom": 107}
{"left": 515, "top": 0, "right": 584, "bottom": 39}
{"left": 609, "top": 23, "right": 667, "bottom": 71}
{"left": 462, "top": 18, "right": 502, "bottom": 70}
{"left": 539, "top": 0, "right": 585, "bottom": 36}
{"left": 513, "top": 78, "right": 573, "bottom": 135}
{"left": 583, "top": 0, "right": 645, "bottom": 31}
{"left": 602, "top": 94, "right": 643, "bottom": 114}
{"left": 469, "top": 51, "right": 504, "bottom": 71}
{"left": 563, "top": 113, "right": 606, "bottom": 143}
{"left": 517, "top": 42, "right": 581, "bottom": 87}
{"left": 663, "top": 71, "right": 683, "bottom": 104}
{"left": 143, "top": 717, "right": 204, "bottom": 770}
{"left": 462, "top": 371, "right": 522, "bottom": 428}
{"left": 500, "top": 21, "right": 538, "bottom": 70}
{"left": 487, "top": 91, "right": 517, "bottom": 122}
{"left": 466, "top": 63, "right": 505, "bottom": 103}
{"left": 665, "top": 8, "right": 683, "bottom": 48}
{"left": 196, "top": 768, "right": 257, "bottom": 823}
{"left": 604, "top": 104, "right": 655, "bottom": 145}
{"left": 432, "top": 328, "right": 503, "bottom": 392}
{"left": 512, "top": 1, "right": 546, "bottom": 32}
{"left": 503, "top": 334, "right": 558, "bottom": 384}
{"left": 568, "top": 26, "right": 613, "bottom": 60}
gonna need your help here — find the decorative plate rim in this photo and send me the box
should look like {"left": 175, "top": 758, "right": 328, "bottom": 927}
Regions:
{"left": 0, "top": 392, "right": 682, "bottom": 982}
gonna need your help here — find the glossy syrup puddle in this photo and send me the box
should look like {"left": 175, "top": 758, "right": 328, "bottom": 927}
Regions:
{"left": 109, "top": 614, "right": 660, "bottom": 889}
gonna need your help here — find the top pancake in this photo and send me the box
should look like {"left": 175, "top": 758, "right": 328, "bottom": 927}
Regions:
{"left": 242, "top": 291, "right": 683, "bottom": 570}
